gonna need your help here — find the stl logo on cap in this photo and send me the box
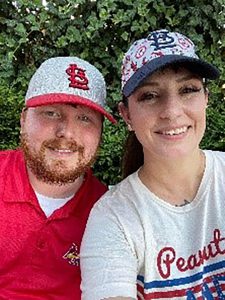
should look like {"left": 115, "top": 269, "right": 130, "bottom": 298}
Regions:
{"left": 147, "top": 30, "right": 177, "bottom": 51}
{"left": 66, "top": 63, "right": 89, "bottom": 90}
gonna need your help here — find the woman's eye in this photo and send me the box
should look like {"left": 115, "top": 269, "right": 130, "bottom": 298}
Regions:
{"left": 138, "top": 92, "right": 158, "bottom": 102}
{"left": 181, "top": 86, "right": 202, "bottom": 94}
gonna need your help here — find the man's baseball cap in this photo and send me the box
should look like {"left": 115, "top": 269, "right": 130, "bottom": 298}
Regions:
{"left": 25, "top": 56, "right": 116, "bottom": 123}
{"left": 122, "top": 29, "right": 220, "bottom": 97}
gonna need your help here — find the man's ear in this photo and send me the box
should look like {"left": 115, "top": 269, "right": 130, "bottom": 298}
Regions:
{"left": 20, "top": 107, "right": 27, "bottom": 129}
{"left": 118, "top": 102, "right": 131, "bottom": 125}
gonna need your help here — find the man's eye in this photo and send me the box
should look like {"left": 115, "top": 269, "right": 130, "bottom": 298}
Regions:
{"left": 43, "top": 111, "right": 60, "bottom": 118}
{"left": 78, "top": 115, "right": 90, "bottom": 122}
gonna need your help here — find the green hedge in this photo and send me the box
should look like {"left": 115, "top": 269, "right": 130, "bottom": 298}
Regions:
{"left": 0, "top": 0, "right": 225, "bottom": 185}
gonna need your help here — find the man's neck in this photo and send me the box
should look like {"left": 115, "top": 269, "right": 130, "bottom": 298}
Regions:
{"left": 27, "top": 168, "right": 85, "bottom": 198}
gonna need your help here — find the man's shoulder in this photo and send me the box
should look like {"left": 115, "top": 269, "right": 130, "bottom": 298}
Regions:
{"left": 0, "top": 148, "right": 22, "bottom": 156}
{"left": 0, "top": 149, "right": 24, "bottom": 169}
{"left": 86, "top": 169, "right": 108, "bottom": 195}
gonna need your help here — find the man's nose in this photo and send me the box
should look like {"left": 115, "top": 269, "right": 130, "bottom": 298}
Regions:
{"left": 55, "top": 118, "right": 76, "bottom": 139}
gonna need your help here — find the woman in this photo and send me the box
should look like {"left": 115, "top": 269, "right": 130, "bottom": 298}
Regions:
{"left": 80, "top": 29, "right": 224, "bottom": 300}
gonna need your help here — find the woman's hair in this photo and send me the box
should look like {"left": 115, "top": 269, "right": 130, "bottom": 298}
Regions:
{"left": 121, "top": 95, "right": 144, "bottom": 178}
{"left": 121, "top": 131, "right": 144, "bottom": 179}
{"left": 121, "top": 64, "right": 208, "bottom": 179}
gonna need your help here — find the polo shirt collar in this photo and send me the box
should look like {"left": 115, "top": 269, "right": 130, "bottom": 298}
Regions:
{"left": 2, "top": 149, "right": 93, "bottom": 219}
{"left": 3, "top": 149, "right": 37, "bottom": 204}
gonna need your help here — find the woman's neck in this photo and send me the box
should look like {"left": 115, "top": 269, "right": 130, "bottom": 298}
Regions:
{"left": 138, "top": 150, "right": 205, "bottom": 206}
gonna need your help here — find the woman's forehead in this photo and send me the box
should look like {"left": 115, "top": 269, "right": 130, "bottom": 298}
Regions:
{"left": 142, "top": 66, "right": 203, "bottom": 85}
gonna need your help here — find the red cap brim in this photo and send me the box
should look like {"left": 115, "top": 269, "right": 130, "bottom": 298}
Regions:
{"left": 26, "top": 93, "right": 117, "bottom": 124}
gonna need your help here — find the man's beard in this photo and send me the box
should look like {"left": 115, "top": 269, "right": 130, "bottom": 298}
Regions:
{"left": 20, "top": 133, "right": 98, "bottom": 185}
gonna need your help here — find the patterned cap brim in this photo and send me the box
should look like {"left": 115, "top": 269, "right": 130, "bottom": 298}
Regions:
{"left": 123, "top": 55, "right": 220, "bottom": 97}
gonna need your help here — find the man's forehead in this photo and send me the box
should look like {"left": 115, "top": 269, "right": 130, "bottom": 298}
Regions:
{"left": 30, "top": 103, "right": 102, "bottom": 115}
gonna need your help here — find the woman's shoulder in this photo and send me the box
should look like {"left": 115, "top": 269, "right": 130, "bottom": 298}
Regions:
{"left": 204, "top": 149, "right": 225, "bottom": 162}
{"left": 203, "top": 150, "right": 225, "bottom": 176}
{"left": 93, "top": 171, "right": 142, "bottom": 211}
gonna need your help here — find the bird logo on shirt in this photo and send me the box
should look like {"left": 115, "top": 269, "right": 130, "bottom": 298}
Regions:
{"left": 63, "top": 243, "right": 80, "bottom": 266}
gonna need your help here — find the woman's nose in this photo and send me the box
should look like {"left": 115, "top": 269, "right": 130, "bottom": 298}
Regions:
{"left": 159, "top": 95, "right": 183, "bottom": 120}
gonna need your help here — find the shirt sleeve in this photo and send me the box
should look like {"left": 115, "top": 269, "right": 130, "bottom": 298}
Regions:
{"left": 80, "top": 201, "right": 138, "bottom": 300}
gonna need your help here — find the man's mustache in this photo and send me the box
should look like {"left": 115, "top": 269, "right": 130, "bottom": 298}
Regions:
{"left": 42, "top": 139, "right": 84, "bottom": 153}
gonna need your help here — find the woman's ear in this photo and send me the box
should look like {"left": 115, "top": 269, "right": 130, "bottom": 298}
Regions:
{"left": 205, "top": 88, "right": 209, "bottom": 107}
{"left": 118, "top": 101, "right": 130, "bottom": 124}
{"left": 118, "top": 102, "right": 133, "bottom": 131}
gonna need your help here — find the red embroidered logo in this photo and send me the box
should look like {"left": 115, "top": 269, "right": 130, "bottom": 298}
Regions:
{"left": 66, "top": 64, "right": 89, "bottom": 90}
{"left": 135, "top": 45, "right": 147, "bottom": 58}
{"left": 131, "top": 61, "right": 137, "bottom": 71}
{"left": 63, "top": 243, "right": 80, "bottom": 266}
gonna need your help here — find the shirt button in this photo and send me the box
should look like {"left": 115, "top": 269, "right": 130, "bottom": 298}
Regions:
{"left": 37, "top": 240, "right": 45, "bottom": 249}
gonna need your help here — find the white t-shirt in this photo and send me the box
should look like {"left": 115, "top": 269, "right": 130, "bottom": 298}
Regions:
{"left": 35, "top": 192, "right": 74, "bottom": 217}
{"left": 81, "top": 150, "right": 225, "bottom": 300}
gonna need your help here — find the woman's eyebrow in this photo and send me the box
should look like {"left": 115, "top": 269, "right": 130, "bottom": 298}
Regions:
{"left": 137, "top": 81, "right": 160, "bottom": 89}
{"left": 176, "top": 74, "right": 202, "bottom": 83}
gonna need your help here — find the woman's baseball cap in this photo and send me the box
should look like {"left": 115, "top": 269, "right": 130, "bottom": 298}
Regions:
{"left": 122, "top": 29, "right": 220, "bottom": 97}
{"left": 25, "top": 56, "right": 116, "bottom": 124}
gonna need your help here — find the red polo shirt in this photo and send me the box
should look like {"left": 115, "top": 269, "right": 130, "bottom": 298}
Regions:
{"left": 0, "top": 149, "right": 107, "bottom": 299}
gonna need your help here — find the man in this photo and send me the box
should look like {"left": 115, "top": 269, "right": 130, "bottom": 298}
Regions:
{"left": 0, "top": 56, "right": 116, "bottom": 299}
